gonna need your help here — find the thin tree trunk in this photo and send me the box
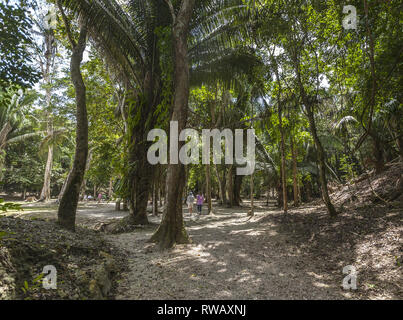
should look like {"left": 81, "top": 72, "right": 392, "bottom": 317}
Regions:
{"left": 79, "top": 148, "right": 93, "bottom": 198}
{"left": 40, "top": 144, "right": 53, "bottom": 201}
{"left": 273, "top": 62, "right": 288, "bottom": 214}
{"left": 214, "top": 164, "right": 226, "bottom": 205}
{"left": 292, "top": 45, "right": 337, "bottom": 217}
{"left": 291, "top": 135, "right": 300, "bottom": 206}
{"left": 152, "top": 178, "right": 158, "bottom": 216}
{"left": 306, "top": 103, "right": 337, "bottom": 216}
{"left": 37, "top": 19, "right": 56, "bottom": 201}
{"left": 108, "top": 177, "right": 113, "bottom": 199}
{"left": 115, "top": 199, "right": 121, "bottom": 211}
{"left": 250, "top": 168, "right": 254, "bottom": 213}
{"left": 150, "top": 0, "right": 195, "bottom": 249}
{"left": 205, "top": 164, "right": 212, "bottom": 214}
{"left": 57, "top": 13, "right": 88, "bottom": 231}
{"left": 278, "top": 116, "right": 287, "bottom": 213}
{"left": 233, "top": 174, "right": 243, "bottom": 206}
{"left": 226, "top": 165, "right": 234, "bottom": 207}
{"left": 58, "top": 166, "right": 72, "bottom": 201}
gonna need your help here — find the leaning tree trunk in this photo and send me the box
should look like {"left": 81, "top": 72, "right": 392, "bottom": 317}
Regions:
{"left": 150, "top": 0, "right": 195, "bottom": 249}
{"left": 292, "top": 46, "right": 337, "bottom": 217}
{"left": 58, "top": 166, "right": 72, "bottom": 201}
{"left": 305, "top": 104, "right": 337, "bottom": 217}
{"left": 57, "top": 18, "right": 88, "bottom": 231}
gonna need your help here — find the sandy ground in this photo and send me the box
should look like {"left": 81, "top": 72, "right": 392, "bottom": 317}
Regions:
{"left": 6, "top": 200, "right": 401, "bottom": 300}
{"left": 107, "top": 205, "right": 348, "bottom": 300}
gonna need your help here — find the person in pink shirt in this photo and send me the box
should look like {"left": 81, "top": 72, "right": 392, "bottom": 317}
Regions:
{"left": 196, "top": 192, "right": 204, "bottom": 215}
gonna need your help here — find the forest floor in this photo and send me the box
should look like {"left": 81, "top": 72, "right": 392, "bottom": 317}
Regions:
{"left": 1, "top": 163, "right": 402, "bottom": 300}
{"left": 106, "top": 201, "right": 401, "bottom": 300}
{"left": 3, "top": 198, "right": 401, "bottom": 300}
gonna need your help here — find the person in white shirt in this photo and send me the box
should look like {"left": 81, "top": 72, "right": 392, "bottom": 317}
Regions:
{"left": 186, "top": 192, "right": 195, "bottom": 216}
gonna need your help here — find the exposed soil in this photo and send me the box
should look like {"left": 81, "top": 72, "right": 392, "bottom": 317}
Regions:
{"left": 0, "top": 216, "right": 127, "bottom": 300}
{"left": 106, "top": 200, "right": 401, "bottom": 300}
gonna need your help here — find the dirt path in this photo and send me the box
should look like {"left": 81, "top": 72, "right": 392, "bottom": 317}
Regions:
{"left": 107, "top": 203, "right": 353, "bottom": 300}
{"left": 8, "top": 200, "right": 400, "bottom": 299}
{"left": 7, "top": 202, "right": 127, "bottom": 228}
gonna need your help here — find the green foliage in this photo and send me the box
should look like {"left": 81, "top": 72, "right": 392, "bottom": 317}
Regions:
{"left": 21, "top": 273, "right": 45, "bottom": 298}
{"left": 0, "top": 0, "right": 40, "bottom": 88}
{"left": 0, "top": 198, "right": 22, "bottom": 212}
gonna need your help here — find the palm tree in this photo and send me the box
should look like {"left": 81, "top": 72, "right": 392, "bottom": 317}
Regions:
{"left": 57, "top": 0, "right": 259, "bottom": 246}
{"left": 0, "top": 88, "right": 41, "bottom": 181}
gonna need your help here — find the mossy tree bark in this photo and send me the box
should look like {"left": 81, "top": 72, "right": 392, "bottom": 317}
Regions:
{"left": 150, "top": 0, "right": 195, "bottom": 249}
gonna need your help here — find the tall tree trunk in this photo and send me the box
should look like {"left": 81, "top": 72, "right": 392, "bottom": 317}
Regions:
{"left": 0, "top": 123, "right": 12, "bottom": 182}
{"left": 58, "top": 166, "right": 72, "bottom": 201}
{"left": 371, "top": 133, "right": 384, "bottom": 173}
{"left": 115, "top": 199, "right": 121, "bottom": 211}
{"left": 397, "top": 135, "right": 403, "bottom": 162}
{"left": 226, "top": 165, "right": 234, "bottom": 207}
{"left": 108, "top": 177, "right": 113, "bottom": 199}
{"left": 40, "top": 144, "right": 53, "bottom": 201}
{"left": 278, "top": 115, "right": 288, "bottom": 213}
{"left": 273, "top": 62, "right": 288, "bottom": 214}
{"left": 214, "top": 164, "right": 227, "bottom": 205}
{"left": 150, "top": 0, "right": 195, "bottom": 249}
{"left": 250, "top": 168, "right": 254, "bottom": 213}
{"left": 128, "top": 141, "right": 153, "bottom": 224}
{"left": 291, "top": 135, "right": 300, "bottom": 206}
{"left": 305, "top": 103, "right": 337, "bottom": 216}
{"left": 126, "top": 31, "right": 162, "bottom": 224}
{"left": 152, "top": 176, "right": 158, "bottom": 216}
{"left": 79, "top": 148, "right": 92, "bottom": 198}
{"left": 205, "top": 163, "right": 212, "bottom": 214}
{"left": 38, "top": 19, "right": 56, "bottom": 201}
{"left": 233, "top": 174, "right": 243, "bottom": 206}
{"left": 292, "top": 44, "right": 337, "bottom": 216}
{"left": 57, "top": 14, "right": 88, "bottom": 231}
{"left": 277, "top": 180, "right": 283, "bottom": 207}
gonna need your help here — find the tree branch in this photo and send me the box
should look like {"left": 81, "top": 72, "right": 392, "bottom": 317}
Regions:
{"left": 57, "top": 0, "right": 77, "bottom": 48}
{"left": 164, "top": 0, "right": 176, "bottom": 23}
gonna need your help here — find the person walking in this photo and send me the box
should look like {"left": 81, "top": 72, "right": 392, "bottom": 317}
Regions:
{"left": 97, "top": 193, "right": 102, "bottom": 204}
{"left": 186, "top": 192, "right": 195, "bottom": 216}
{"left": 196, "top": 192, "right": 204, "bottom": 215}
